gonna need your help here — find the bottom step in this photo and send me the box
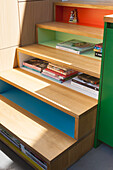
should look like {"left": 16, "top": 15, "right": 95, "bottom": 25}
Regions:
{"left": 0, "top": 127, "right": 95, "bottom": 170}
{"left": 0, "top": 95, "right": 95, "bottom": 170}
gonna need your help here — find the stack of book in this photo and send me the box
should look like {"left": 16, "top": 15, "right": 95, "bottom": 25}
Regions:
{"left": 42, "top": 63, "right": 78, "bottom": 83}
{"left": 71, "top": 73, "right": 99, "bottom": 98}
{"left": 94, "top": 43, "right": 103, "bottom": 57}
{"left": 22, "top": 58, "right": 48, "bottom": 73}
{"left": 0, "top": 128, "right": 47, "bottom": 170}
{"left": 56, "top": 39, "right": 95, "bottom": 54}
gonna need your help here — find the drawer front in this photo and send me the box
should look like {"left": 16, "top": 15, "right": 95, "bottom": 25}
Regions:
{"left": 0, "top": 80, "right": 75, "bottom": 138}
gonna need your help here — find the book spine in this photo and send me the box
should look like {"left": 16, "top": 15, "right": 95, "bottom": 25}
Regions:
{"left": 71, "top": 81, "right": 98, "bottom": 99}
{"left": 22, "top": 65, "right": 41, "bottom": 73}
{"left": 0, "top": 130, "right": 20, "bottom": 149}
{"left": 42, "top": 70, "right": 64, "bottom": 80}
{"left": 95, "top": 52, "right": 102, "bottom": 57}
{"left": 71, "top": 79, "right": 99, "bottom": 91}
{"left": 44, "top": 68, "right": 78, "bottom": 78}
{"left": 56, "top": 46, "right": 80, "bottom": 54}
{"left": 23, "top": 62, "right": 41, "bottom": 72}
{"left": 47, "top": 66, "right": 70, "bottom": 75}
{"left": 42, "top": 72, "right": 63, "bottom": 82}
{"left": 48, "top": 63, "right": 68, "bottom": 72}
{"left": 23, "top": 62, "right": 35, "bottom": 69}
{"left": 71, "top": 81, "right": 99, "bottom": 93}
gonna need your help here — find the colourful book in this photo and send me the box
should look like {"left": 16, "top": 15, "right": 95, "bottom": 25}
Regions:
{"left": 95, "top": 52, "right": 102, "bottom": 57}
{"left": 72, "top": 74, "right": 99, "bottom": 91}
{"left": 78, "top": 73, "right": 99, "bottom": 85}
{"left": 94, "top": 43, "right": 103, "bottom": 53}
{"left": 42, "top": 70, "right": 62, "bottom": 81}
{"left": 95, "top": 43, "right": 103, "bottom": 48}
{"left": 23, "top": 58, "right": 48, "bottom": 72}
{"left": 47, "top": 63, "right": 75, "bottom": 75}
{"left": 44, "top": 68, "right": 78, "bottom": 78}
{"left": 56, "top": 39, "right": 95, "bottom": 54}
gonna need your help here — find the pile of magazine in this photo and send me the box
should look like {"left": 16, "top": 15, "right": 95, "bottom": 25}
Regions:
{"left": 0, "top": 128, "right": 47, "bottom": 170}
{"left": 42, "top": 63, "right": 78, "bottom": 83}
{"left": 56, "top": 39, "right": 95, "bottom": 54}
{"left": 22, "top": 58, "right": 78, "bottom": 83}
{"left": 71, "top": 72, "right": 99, "bottom": 98}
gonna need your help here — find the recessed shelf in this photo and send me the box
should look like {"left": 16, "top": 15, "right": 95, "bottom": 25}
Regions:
{"left": 39, "top": 40, "right": 100, "bottom": 60}
{"left": 37, "top": 22, "right": 104, "bottom": 39}
{"left": 17, "top": 44, "right": 101, "bottom": 78}
{"left": 0, "top": 68, "right": 97, "bottom": 118}
{"left": 0, "top": 95, "right": 76, "bottom": 161}
{"left": 21, "top": 67, "right": 98, "bottom": 99}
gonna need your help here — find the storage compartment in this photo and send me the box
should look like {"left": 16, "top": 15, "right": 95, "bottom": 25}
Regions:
{"left": 0, "top": 80, "right": 75, "bottom": 138}
{"left": 17, "top": 52, "right": 99, "bottom": 99}
{"left": 0, "top": 127, "right": 47, "bottom": 170}
{"left": 55, "top": 5, "right": 113, "bottom": 28}
{"left": 37, "top": 27, "right": 102, "bottom": 59}
{"left": 0, "top": 79, "right": 97, "bottom": 140}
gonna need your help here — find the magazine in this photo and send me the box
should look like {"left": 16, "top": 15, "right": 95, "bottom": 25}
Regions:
{"left": 23, "top": 58, "right": 48, "bottom": 72}
{"left": 47, "top": 63, "right": 75, "bottom": 75}
{"left": 72, "top": 73, "right": 99, "bottom": 91}
{"left": 56, "top": 39, "right": 95, "bottom": 54}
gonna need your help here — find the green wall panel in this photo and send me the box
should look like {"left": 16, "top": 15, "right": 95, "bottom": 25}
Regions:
{"left": 38, "top": 28, "right": 102, "bottom": 45}
{"left": 38, "top": 28, "right": 56, "bottom": 44}
{"left": 56, "top": 31, "right": 102, "bottom": 44}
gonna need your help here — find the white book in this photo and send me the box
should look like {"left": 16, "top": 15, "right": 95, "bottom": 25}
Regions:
{"left": 56, "top": 46, "right": 80, "bottom": 54}
{"left": 71, "top": 81, "right": 99, "bottom": 99}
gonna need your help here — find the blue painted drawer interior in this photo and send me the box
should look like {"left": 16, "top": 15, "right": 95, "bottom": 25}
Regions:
{"left": 0, "top": 80, "right": 75, "bottom": 138}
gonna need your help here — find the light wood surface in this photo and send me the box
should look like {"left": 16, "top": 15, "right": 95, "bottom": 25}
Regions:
{"left": 104, "top": 14, "right": 113, "bottom": 23}
{"left": 55, "top": 2, "right": 113, "bottom": 10}
{"left": 18, "top": 0, "right": 57, "bottom": 46}
{"left": 37, "top": 22, "right": 103, "bottom": 39}
{"left": 78, "top": 106, "right": 97, "bottom": 139}
{"left": 74, "top": 106, "right": 97, "bottom": 140}
{"left": 0, "top": 68, "right": 97, "bottom": 118}
{"left": 50, "top": 131, "right": 94, "bottom": 170}
{"left": 17, "top": 44, "right": 101, "bottom": 78}
{"left": 0, "top": 46, "right": 18, "bottom": 72}
{"left": 0, "top": 0, "right": 20, "bottom": 49}
{"left": 0, "top": 95, "right": 76, "bottom": 161}
{"left": 68, "top": 131, "right": 94, "bottom": 167}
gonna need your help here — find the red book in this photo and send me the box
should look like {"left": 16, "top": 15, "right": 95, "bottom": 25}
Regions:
{"left": 95, "top": 43, "right": 103, "bottom": 48}
{"left": 44, "top": 68, "right": 78, "bottom": 78}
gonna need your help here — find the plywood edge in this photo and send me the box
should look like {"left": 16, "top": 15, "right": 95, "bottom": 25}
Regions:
{"left": 54, "top": 2, "right": 113, "bottom": 10}
{"left": 104, "top": 14, "right": 113, "bottom": 23}
{"left": 50, "top": 130, "right": 95, "bottom": 170}
{"left": 74, "top": 105, "right": 97, "bottom": 140}
{"left": 78, "top": 105, "right": 97, "bottom": 139}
